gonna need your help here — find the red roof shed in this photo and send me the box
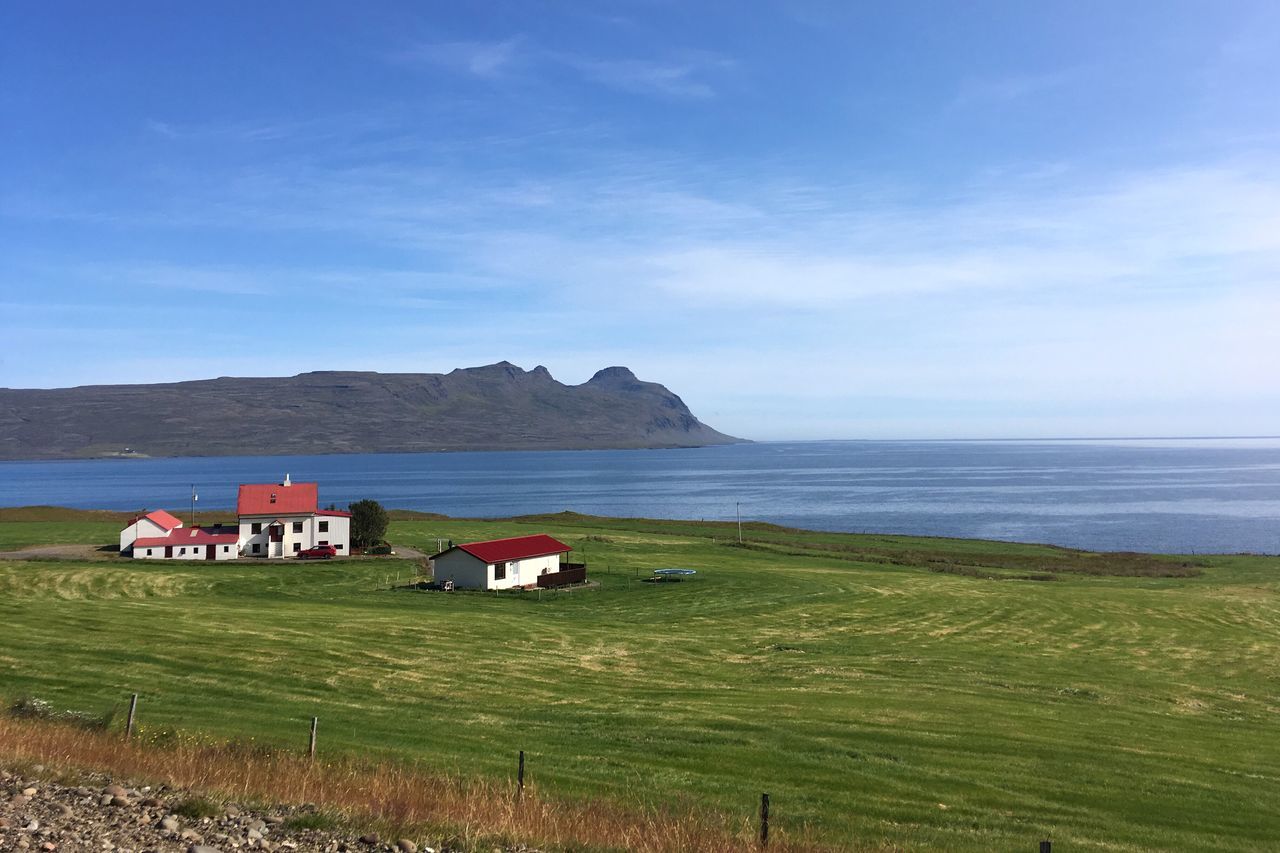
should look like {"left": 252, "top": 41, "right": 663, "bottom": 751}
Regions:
{"left": 453, "top": 534, "right": 572, "bottom": 564}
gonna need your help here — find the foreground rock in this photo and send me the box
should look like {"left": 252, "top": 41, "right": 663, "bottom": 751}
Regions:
{"left": 1, "top": 766, "right": 539, "bottom": 853}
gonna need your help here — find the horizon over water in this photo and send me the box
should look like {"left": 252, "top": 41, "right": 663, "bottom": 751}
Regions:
{"left": 2, "top": 438, "right": 1278, "bottom": 555}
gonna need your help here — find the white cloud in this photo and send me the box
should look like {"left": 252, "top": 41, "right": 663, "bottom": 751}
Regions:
{"left": 144, "top": 119, "right": 179, "bottom": 139}
{"left": 951, "top": 68, "right": 1085, "bottom": 107}
{"left": 396, "top": 36, "right": 730, "bottom": 98}
{"left": 554, "top": 55, "right": 721, "bottom": 98}
{"left": 398, "top": 37, "right": 524, "bottom": 78}
{"left": 613, "top": 162, "right": 1280, "bottom": 309}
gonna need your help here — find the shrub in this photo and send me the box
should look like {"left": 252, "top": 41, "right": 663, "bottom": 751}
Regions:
{"left": 8, "top": 696, "right": 113, "bottom": 730}
{"left": 284, "top": 810, "right": 344, "bottom": 831}
{"left": 9, "top": 696, "right": 53, "bottom": 719}
{"left": 171, "top": 796, "right": 222, "bottom": 819}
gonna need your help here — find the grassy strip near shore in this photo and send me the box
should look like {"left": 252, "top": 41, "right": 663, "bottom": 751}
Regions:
{"left": 1, "top": 509, "right": 1277, "bottom": 850}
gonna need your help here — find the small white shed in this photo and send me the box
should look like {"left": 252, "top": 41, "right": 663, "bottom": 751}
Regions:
{"left": 119, "top": 509, "right": 184, "bottom": 554}
{"left": 431, "top": 534, "right": 572, "bottom": 590}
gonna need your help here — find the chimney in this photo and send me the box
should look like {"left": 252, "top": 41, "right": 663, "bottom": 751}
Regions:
{"left": 283, "top": 473, "right": 292, "bottom": 487}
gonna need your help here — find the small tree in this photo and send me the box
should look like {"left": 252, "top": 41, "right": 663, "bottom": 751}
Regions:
{"left": 349, "top": 499, "right": 389, "bottom": 549}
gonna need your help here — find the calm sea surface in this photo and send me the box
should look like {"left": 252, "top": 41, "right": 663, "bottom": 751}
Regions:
{"left": 2, "top": 439, "right": 1279, "bottom": 554}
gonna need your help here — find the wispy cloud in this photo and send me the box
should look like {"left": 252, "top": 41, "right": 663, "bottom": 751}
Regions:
{"left": 144, "top": 119, "right": 179, "bottom": 139}
{"left": 395, "top": 36, "right": 730, "bottom": 98}
{"left": 403, "top": 159, "right": 1278, "bottom": 320}
{"left": 951, "top": 68, "right": 1084, "bottom": 107}
{"left": 397, "top": 37, "right": 524, "bottom": 78}
{"left": 553, "top": 54, "right": 726, "bottom": 98}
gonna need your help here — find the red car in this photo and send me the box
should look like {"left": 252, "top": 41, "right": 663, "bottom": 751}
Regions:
{"left": 298, "top": 545, "right": 338, "bottom": 560}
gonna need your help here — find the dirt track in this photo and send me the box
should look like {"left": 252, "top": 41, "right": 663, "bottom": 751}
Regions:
{"left": 0, "top": 545, "right": 427, "bottom": 563}
{"left": 0, "top": 545, "right": 112, "bottom": 562}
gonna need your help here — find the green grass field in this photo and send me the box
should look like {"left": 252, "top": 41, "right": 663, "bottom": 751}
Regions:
{"left": 1, "top": 510, "right": 1277, "bottom": 850}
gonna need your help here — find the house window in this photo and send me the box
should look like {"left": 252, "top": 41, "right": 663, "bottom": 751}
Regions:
{"left": 146, "top": 549, "right": 153, "bottom": 556}
{"left": 293, "top": 542, "right": 301, "bottom": 553}
{"left": 293, "top": 521, "right": 303, "bottom": 534}
{"left": 318, "top": 521, "right": 329, "bottom": 533}
{"left": 223, "top": 546, "right": 229, "bottom": 553}
{"left": 251, "top": 522, "right": 262, "bottom": 534}
{"left": 319, "top": 540, "right": 328, "bottom": 546}
{"left": 493, "top": 562, "right": 507, "bottom": 580}
{"left": 179, "top": 547, "right": 186, "bottom": 555}
{"left": 252, "top": 543, "right": 262, "bottom": 554}
{"left": 335, "top": 544, "right": 343, "bottom": 550}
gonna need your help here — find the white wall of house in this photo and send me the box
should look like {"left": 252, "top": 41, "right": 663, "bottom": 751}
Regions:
{"left": 433, "top": 550, "right": 491, "bottom": 589}
{"left": 239, "top": 517, "right": 277, "bottom": 557}
{"left": 238, "top": 514, "right": 350, "bottom": 558}
{"left": 433, "top": 550, "right": 562, "bottom": 589}
{"left": 120, "top": 517, "right": 179, "bottom": 553}
{"left": 316, "top": 515, "right": 350, "bottom": 555}
{"left": 507, "top": 553, "right": 561, "bottom": 586}
{"left": 133, "top": 541, "right": 237, "bottom": 560}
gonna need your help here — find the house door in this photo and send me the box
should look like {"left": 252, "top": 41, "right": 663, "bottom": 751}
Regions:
{"left": 206, "top": 545, "right": 216, "bottom": 560}
{"left": 164, "top": 546, "right": 173, "bottom": 558}
{"left": 269, "top": 523, "right": 283, "bottom": 557}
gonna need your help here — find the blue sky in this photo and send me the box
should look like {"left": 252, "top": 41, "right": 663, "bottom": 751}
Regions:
{"left": 3, "top": 2, "right": 1278, "bottom": 439}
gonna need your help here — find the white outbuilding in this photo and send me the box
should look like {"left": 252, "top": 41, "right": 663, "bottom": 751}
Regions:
{"left": 120, "top": 509, "right": 184, "bottom": 554}
{"left": 431, "top": 534, "right": 575, "bottom": 590}
{"left": 133, "top": 525, "right": 240, "bottom": 560}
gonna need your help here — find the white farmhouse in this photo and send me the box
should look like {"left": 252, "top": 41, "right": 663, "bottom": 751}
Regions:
{"left": 431, "top": 534, "right": 574, "bottom": 590}
{"left": 237, "top": 475, "right": 351, "bottom": 558}
{"left": 122, "top": 475, "right": 351, "bottom": 560}
{"left": 120, "top": 509, "right": 184, "bottom": 554}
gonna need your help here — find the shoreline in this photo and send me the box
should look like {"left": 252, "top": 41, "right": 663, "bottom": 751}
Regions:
{"left": 1, "top": 505, "right": 1274, "bottom": 558}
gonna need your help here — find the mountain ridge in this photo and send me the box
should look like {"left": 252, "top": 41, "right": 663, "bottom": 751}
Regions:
{"left": 0, "top": 363, "right": 743, "bottom": 460}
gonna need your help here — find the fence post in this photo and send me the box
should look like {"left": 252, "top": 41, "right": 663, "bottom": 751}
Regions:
{"left": 309, "top": 716, "right": 318, "bottom": 758}
{"left": 517, "top": 750, "right": 525, "bottom": 802}
{"left": 1039, "top": 842, "right": 1051, "bottom": 853}
{"left": 759, "top": 792, "right": 769, "bottom": 846}
{"left": 125, "top": 693, "right": 138, "bottom": 739}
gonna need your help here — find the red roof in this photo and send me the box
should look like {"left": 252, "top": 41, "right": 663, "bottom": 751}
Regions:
{"left": 125, "top": 509, "right": 183, "bottom": 532}
{"left": 237, "top": 482, "right": 319, "bottom": 516}
{"left": 135, "top": 527, "right": 239, "bottom": 548}
{"left": 454, "top": 534, "right": 571, "bottom": 563}
{"left": 317, "top": 509, "right": 352, "bottom": 518}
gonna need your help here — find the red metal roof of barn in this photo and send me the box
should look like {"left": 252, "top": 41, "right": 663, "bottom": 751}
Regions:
{"left": 135, "top": 527, "right": 240, "bottom": 548}
{"left": 125, "top": 509, "right": 184, "bottom": 531}
{"left": 237, "top": 481, "right": 319, "bottom": 516}
{"left": 456, "top": 534, "right": 572, "bottom": 563}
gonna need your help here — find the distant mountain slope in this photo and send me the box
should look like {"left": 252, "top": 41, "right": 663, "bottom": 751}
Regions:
{"left": 0, "top": 362, "right": 743, "bottom": 460}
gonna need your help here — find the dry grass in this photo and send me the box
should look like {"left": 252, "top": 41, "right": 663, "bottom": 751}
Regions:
{"left": 732, "top": 537, "right": 1205, "bottom": 577}
{"left": 0, "top": 715, "right": 854, "bottom": 853}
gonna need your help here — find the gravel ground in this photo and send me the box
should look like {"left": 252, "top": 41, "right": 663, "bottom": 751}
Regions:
{"left": 0, "top": 766, "right": 461, "bottom": 853}
{"left": 0, "top": 546, "right": 428, "bottom": 563}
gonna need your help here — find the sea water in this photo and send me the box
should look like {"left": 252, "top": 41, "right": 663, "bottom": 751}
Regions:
{"left": 2, "top": 438, "right": 1278, "bottom": 554}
